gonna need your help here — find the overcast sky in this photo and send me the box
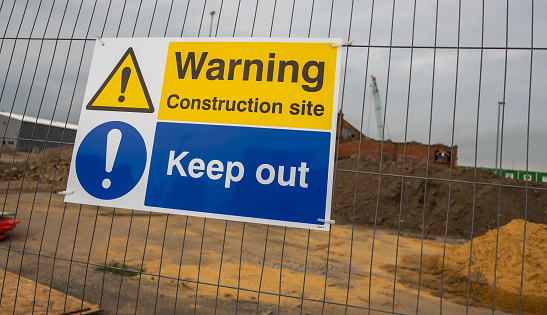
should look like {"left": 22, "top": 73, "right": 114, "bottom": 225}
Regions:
{"left": 0, "top": 0, "right": 545, "bottom": 171}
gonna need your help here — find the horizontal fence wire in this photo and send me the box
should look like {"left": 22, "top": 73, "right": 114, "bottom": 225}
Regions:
{"left": 0, "top": 0, "right": 544, "bottom": 314}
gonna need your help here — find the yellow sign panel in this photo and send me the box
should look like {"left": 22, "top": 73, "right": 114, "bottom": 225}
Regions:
{"left": 86, "top": 48, "right": 154, "bottom": 113}
{"left": 158, "top": 41, "right": 338, "bottom": 130}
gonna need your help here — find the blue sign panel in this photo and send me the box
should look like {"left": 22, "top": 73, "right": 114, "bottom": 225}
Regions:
{"left": 145, "top": 123, "right": 331, "bottom": 225}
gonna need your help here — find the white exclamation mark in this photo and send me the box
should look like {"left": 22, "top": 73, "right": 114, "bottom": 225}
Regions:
{"left": 102, "top": 129, "right": 122, "bottom": 189}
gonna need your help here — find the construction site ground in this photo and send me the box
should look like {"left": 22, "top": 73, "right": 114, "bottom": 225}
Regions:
{"left": 0, "top": 147, "right": 544, "bottom": 314}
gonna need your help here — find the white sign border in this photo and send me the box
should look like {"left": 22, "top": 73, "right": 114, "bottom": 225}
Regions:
{"left": 65, "top": 37, "right": 343, "bottom": 231}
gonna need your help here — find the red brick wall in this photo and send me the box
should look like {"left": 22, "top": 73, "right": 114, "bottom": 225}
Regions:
{"left": 337, "top": 139, "right": 458, "bottom": 167}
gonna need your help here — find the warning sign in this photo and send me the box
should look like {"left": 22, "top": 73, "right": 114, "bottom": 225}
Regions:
{"left": 158, "top": 42, "right": 337, "bottom": 130}
{"left": 65, "top": 38, "right": 342, "bottom": 231}
{"left": 86, "top": 48, "right": 154, "bottom": 113}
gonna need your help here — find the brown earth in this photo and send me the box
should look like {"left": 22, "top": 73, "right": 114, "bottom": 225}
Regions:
{"left": 333, "top": 154, "right": 547, "bottom": 239}
{"left": 0, "top": 145, "right": 72, "bottom": 193}
{"left": 1, "top": 144, "right": 14, "bottom": 155}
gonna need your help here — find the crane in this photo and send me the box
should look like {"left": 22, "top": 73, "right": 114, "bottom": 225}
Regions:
{"left": 370, "top": 75, "right": 387, "bottom": 140}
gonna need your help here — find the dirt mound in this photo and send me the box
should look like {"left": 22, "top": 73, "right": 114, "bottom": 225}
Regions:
{"left": 333, "top": 154, "right": 547, "bottom": 238}
{"left": 1, "top": 145, "right": 13, "bottom": 155}
{"left": 0, "top": 146, "right": 73, "bottom": 189}
{"left": 422, "top": 219, "right": 547, "bottom": 313}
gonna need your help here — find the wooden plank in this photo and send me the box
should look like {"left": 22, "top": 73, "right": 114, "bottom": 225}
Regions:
{"left": 0, "top": 268, "right": 101, "bottom": 314}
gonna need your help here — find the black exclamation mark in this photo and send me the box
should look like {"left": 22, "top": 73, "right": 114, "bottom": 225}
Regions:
{"left": 118, "top": 67, "right": 131, "bottom": 102}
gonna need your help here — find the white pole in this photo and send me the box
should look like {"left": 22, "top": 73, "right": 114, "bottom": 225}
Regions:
{"left": 495, "top": 101, "right": 505, "bottom": 173}
{"left": 209, "top": 11, "right": 216, "bottom": 37}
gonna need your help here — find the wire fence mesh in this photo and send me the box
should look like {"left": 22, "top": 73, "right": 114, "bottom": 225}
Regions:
{"left": 0, "top": 0, "right": 545, "bottom": 314}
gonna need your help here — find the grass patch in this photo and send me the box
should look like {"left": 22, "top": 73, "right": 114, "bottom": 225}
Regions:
{"left": 95, "top": 262, "right": 145, "bottom": 277}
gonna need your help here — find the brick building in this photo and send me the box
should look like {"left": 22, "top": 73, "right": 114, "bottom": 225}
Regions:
{"left": 336, "top": 113, "right": 457, "bottom": 167}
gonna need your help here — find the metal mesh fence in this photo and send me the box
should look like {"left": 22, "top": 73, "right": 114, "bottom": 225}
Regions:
{"left": 0, "top": 0, "right": 545, "bottom": 314}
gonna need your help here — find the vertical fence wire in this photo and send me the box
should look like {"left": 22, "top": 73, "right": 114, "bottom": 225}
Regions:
{"left": 519, "top": 2, "right": 534, "bottom": 314}
{"left": 415, "top": 0, "right": 440, "bottom": 312}
{"left": 492, "top": 0, "right": 510, "bottom": 312}
{"left": 439, "top": 0, "right": 462, "bottom": 313}
{"left": 320, "top": 0, "right": 336, "bottom": 313}
{"left": 465, "top": 0, "right": 486, "bottom": 313}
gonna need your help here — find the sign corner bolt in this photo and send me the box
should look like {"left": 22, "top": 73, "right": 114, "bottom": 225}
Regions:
{"left": 317, "top": 218, "right": 335, "bottom": 224}
{"left": 96, "top": 35, "right": 105, "bottom": 46}
{"left": 330, "top": 40, "right": 354, "bottom": 48}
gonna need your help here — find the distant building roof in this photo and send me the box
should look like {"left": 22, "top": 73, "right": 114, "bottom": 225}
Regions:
{"left": 337, "top": 112, "right": 370, "bottom": 141}
{"left": 0, "top": 111, "right": 78, "bottom": 131}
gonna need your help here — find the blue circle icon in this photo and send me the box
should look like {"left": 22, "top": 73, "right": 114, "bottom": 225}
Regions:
{"left": 76, "top": 121, "right": 147, "bottom": 200}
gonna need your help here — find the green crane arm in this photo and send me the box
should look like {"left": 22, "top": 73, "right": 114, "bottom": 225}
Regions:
{"left": 371, "top": 75, "right": 384, "bottom": 140}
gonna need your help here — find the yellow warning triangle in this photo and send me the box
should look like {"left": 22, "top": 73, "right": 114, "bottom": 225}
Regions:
{"left": 86, "top": 47, "right": 154, "bottom": 113}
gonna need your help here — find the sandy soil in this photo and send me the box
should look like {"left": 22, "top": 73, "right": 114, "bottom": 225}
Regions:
{"left": 0, "top": 188, "right": 516, "bottom": 314}
{"left": 419, "top": 219, "right": 546, "bottom": 314}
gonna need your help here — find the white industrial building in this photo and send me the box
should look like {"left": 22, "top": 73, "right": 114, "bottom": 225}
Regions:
{"left": 0, "top": 111, "right": 77, "bottom": 153}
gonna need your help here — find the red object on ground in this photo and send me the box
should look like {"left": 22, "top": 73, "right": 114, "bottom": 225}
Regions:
{"left": 0, "top": 219, "right": 20, "bottom": 240}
